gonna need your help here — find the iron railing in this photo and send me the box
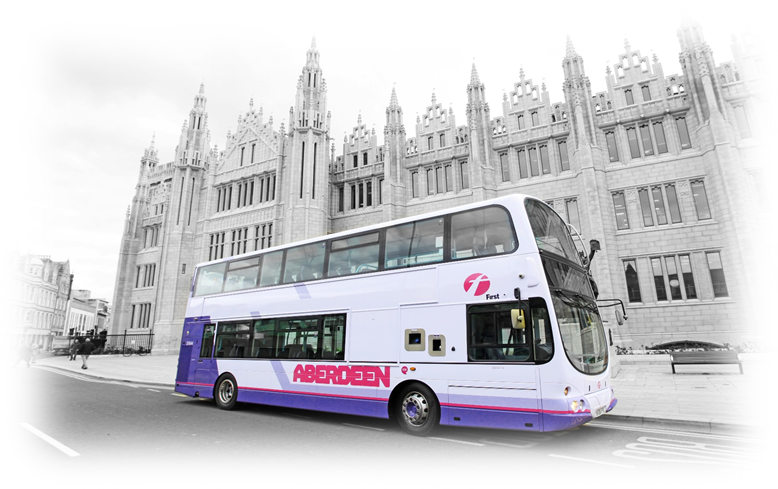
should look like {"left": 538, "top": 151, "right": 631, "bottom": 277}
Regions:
{"left": 60, "top": 332, "right": 155, "bottom": 355}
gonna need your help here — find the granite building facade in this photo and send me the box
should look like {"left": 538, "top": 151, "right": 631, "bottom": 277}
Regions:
{"left": 111, "top": 21, "right": 764, "bottom": 354}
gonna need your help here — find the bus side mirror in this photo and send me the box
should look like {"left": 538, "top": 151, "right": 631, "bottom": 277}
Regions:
{"left": 511, "top": 309, "right": 525, "bottom": 330}
{"left": 615, "top": 308, "right": 625, "bottom": 326}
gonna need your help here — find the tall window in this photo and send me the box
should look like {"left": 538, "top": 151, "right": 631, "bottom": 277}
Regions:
{"left": 651, "top": 257, "right": 668, "bottom": 301}
{"left": 528, "top": 147, "right": 539, "bottom": 176}
{"left": 427, "top": 168, "right": 434, "bottom": 195}
{"left": 605, "top": 131, "right": 619, "bottom": 162}
{"left": 358, "top": 183, "right": 364, "bottom": 207}
{"left": 653, "top": 121, "right": 668, "bottom": 154}
{"left": 531, "top": 111, "right": 539, "bottom": 126}
{"left": 353, "top": 154, "right": 358, "bottom": 168}
{"left": 444, "top": 166, "right": 452, "bottom": 192}
{"left": 338, "top": 186, "right": 344, "bottom": 212}
{"left": 665, "top": 184, "right": 682, "bottom": 223}
{"left": 639, "top": 124, "right": 654, "bottom": 156}
{"left": 436, "top": 167, "right": 444, "bottom": 193}
{"left": 517, "top": 149, "right": 528, "bottom": 179}
{"left": 499, "top": 153, "right": 510, "bottom": 182}
{"left": 459, "top": 162, "right": 469, "bottom": 189}
{"left": 363, "top": 152, "right": 368, "bottom": 166}
{"left": 412, "top": 171, "right": 419, "bottom": 197}
{"left": 366, "top": 182, "right": 372, "bottom": 206}
{"left": 664, "top": 256, "right": 683, "bottom": 300}
{"left": 440, "top": 134, "right": 446, "bottom": 147}
{"left": 638, "top": 188, "right": 654, "bottom": 226}
{"left": 676, "top": 117, "right": 691, "bottom": 149}
{"left": 679, "top": 254, "right": 697, "bottom": 299}
{"left": 428, "top": 136, "right": 433, "bottom": 151}
{"left": 641, "top": 85, "right": 651, "bottom": 102}
{"left": 624, "top": 89, "right": 635, "bottom": 105}
{"left": 612, "top": 192, "right": 629, "bottom": 230}
{"left": 706, "top": 252, "right": 728, "bottom": 297}
{"left": 733, "top": 106, "right": 751, "bottom": 138}
{"left": 539, "top": 145, "right": 550, "bottom": 174}
{"left": 350, "top": 184, "right": 356, "bottom": 209}
{"left": 558, "top": 140, "right": 569, "bottom": 171}
{"left": 517, "top": 114, "right": 525, "bottom": 130}
{"left": 651, "top": 186, "right": 668, "bottom": 225}
{"left": 626, "top": 127, "right": 640, "bottom": 159}
{"left": 565, "top": 199, "right": 580, "bottom": 233}
{"left": 690, "top": 180, "right": 711, "bottom": 220}
{"left": 623, "top": 259, "right": 641, "bottom": 302}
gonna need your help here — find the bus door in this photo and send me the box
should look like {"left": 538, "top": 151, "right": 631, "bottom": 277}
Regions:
{"left": 178, "top": 318, "right": 205, "bottom": 383}
{"left": 193, "top": 323, "right": 218, "bottom": 386}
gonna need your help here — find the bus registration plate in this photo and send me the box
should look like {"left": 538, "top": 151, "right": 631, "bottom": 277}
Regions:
{"left": 593, "top": 406, "right": 606, "bottom": 418}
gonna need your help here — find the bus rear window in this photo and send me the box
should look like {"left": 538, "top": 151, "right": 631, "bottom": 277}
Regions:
{"left": 451, "top": 206, "right": 516, "bottom": 259}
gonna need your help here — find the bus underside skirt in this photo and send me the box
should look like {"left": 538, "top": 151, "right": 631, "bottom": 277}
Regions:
{"left": 237, "top": 388, "right": 389, "bottom": 419}
{"left": 441, "top": 404, "right": 541, "bottom": 431}
{"left": 541, "top": 412, "right": 591, "bottom": 431}
{"left": 175, "top": 382, "right": 214, "bottom": 399}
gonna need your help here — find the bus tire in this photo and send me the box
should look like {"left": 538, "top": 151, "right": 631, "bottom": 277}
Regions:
{"left": 214, "top": 374, "right": 238, "bottom": 410}
{"left": 394, "top": 383, "right": 440, "bottom": 436}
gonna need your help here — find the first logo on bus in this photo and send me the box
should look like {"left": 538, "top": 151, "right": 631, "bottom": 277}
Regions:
{"left": 464, "top": 273, "right": 491, "bottom": 296}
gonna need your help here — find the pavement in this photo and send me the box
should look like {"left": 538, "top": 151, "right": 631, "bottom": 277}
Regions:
{"left": 28, "top": 351, "right": 763, "bottom": 436}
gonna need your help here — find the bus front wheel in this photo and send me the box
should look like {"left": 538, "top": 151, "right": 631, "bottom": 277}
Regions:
{"left": 214, "top": 374, "right": 238, "bottom": 410}
{"left": 395, "top": 383, "right": 440, "bottom": 436}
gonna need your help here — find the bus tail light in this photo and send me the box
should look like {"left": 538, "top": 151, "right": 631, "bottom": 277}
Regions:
{"left": 571, "top": 400, "right": 578, "bottom": 412}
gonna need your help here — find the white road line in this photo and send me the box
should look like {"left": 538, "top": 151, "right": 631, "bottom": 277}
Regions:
{"left": 342, "top": 423, "right": 385, "bottom": 432}
{"left": 429, "top": 437, "right": 485, "bottom": 447}
{"left": 147, "top": 389, "right": 161, "bottom": 393}
{"left": 586, "top": 422, "right": 757, "bottom": 442}
{"left": 21, "top": 423, "right": 80, "bottom": 458}
{"left": 548, "top": 454, "right": 634, "bottom": 468}
{"left": 172, "top": 393, "right": 189, "bottom": 397}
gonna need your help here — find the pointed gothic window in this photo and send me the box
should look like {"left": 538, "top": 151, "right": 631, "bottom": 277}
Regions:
{"left": 676, "top": 117, "right": 691, "bottom": 149}
{"left": 558, "top": 140, "right": 569, "bottom": 171}
{"left": 517, "top": 149, "right": 528, "bottom": 179}
{"left": 531, "top": 111, "right": 539, "bottom": 127}
{"left": 517, "top": 114, "right": 525, "bottom": 130}
{"left": 624, "top": 89, "right": 635, "bottom": 106}
{"left": 626, "top": 127, "right": 640, "bottom": 158}
{"left": 654, "top": 121, "right": 668, "bottom": 154}
{"left": 606, "top": 131, "right": 619, "bottom": 162}
{"left": 612, "top": 192, "right": 629, "bottom": 230}
{"left": 641, "top": 85, "right": 651, "bottom": 102}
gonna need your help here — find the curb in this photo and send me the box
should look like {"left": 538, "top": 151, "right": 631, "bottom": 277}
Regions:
{"left": 596, "top": 413, "right": 755, "bottom": 436}
{"left": 35, "top": 364, "right": 176, "bottom": 389}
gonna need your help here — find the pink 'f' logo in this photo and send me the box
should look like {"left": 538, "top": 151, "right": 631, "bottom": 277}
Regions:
{"left": 464, "top": 273, "right": 491, "bottom": 296}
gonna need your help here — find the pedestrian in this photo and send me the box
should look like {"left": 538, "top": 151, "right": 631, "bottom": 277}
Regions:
{"left": 69, "top": 338, "right": 80, "bottom": 361}
{"left": 78, "top": 338, "right": 96, "bottom": 370}
{"left": 30, "top": 343, "right": 39, "bottom": 364}
{"left": 13, "top": 343, "right": 32, "bottom": 368}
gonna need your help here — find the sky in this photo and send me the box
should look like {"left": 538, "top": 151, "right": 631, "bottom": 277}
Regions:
{"left": 1, "top": 0, "right": 770, "bottom": 302}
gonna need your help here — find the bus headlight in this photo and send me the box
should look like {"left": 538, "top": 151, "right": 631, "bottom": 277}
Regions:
{"left": 571, "top": 400, "right": 578, "bottom": 412}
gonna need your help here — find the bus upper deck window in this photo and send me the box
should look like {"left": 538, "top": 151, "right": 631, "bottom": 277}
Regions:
{"left": 452, "top": 206, "right": 516, "bottom": 260}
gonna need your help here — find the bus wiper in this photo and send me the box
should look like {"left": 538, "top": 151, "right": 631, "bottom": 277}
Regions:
{"left": 553, "top": 289, "right": 598, "bottom": 313}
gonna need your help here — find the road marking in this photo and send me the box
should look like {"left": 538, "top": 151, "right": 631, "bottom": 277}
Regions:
{"left": 342, "top": 423, "right": 385, "bottom": 432}
{"left": 429, "top": 437, "right": 485, "bottom": 447}
{"left": 479, "top": 438, "right": 538, "bottom": 449}
{"left": 21, "top": 423, "right": 80, "bottom": 457}
{"left": 549, "top": 454, "right": 633, "bottom": 468}
{"left": 172, "top": 393, "right": 189, "bottom": 397}
{"left": 586, "top": 422, "right": 757, "bottom": 443}
{"left": 147, "top": 389, "right": 161, "bottom": 393}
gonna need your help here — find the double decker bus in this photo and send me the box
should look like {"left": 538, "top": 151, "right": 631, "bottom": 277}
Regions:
{"left": 175, "top": 194, "right": 616, "bottom": 435}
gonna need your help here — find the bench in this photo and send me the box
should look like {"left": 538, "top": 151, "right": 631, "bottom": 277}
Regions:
{"left": 670, "top": 351, "right": 743, "bottom": 374}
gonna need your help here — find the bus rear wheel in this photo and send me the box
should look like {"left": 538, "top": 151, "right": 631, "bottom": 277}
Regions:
{"left": 395, "top": 383, "right": 440, "bottom": 436}
{"left": 214, "top": 374, "right": 238, "bottom": 410}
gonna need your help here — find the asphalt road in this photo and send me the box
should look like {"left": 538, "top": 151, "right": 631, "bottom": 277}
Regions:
{"left": 6, "top": 366, "right": 765, "bottom": 488}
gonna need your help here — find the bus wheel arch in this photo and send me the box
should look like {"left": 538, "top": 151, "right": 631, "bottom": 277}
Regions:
{"left": 389, "top": 380, "right": 440, "bottom": 436}
{"left": 214, "top": 373, "right": 238, "bottom": 410}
